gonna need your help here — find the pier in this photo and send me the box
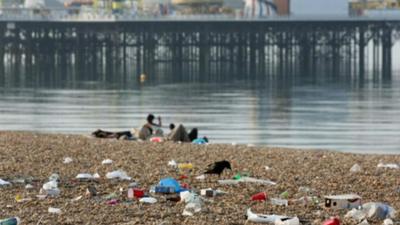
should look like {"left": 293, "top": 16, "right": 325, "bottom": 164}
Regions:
{"left": 1, "top": 11, "right": 400, "bottom": 85}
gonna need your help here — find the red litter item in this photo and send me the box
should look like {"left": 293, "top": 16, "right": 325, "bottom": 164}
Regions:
{"left": 323, "top": 218, "right": 340, "bottom": 225}
{"left": 181, "top": 183, "right": 190, "bottom": 189}
{"left": 150, "top": 137, "right": 163, "bottom": 143}
{"left": 178, "top": 175, "right": 188, "bottom": 180}
{"left": 251, "top": 192, "right": 267, "bottom": 201}
{"left": 133, "top": 188, "right": 145, "bottom": 198}
{"left": 106, "top": 199, "right": 119, "bottom": 205}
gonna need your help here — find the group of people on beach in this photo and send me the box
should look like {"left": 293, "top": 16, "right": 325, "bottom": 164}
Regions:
{"left": 92, "top": 114, "right": 208, "bottom": 144}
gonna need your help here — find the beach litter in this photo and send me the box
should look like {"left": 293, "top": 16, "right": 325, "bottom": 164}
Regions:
{"left": 377, "top": 163, "right": 399, "bottom": 169}
{"left": 181, "top": 192, "right": 203, "bottom": 216}
{"left": 345, "top": 202, "right": 396, "bottom": 222}
{"left": 322, "top": 218, "right": 340, "bottom": 225}
{"left": 76, "top": 173, "right": 100, "bottom": 180}
{"left": 246, "top": 208, "right": 292, "bottom": 223}
{"left": 157, "top": 177, "right": 181, "bottom": 193}
{"left": 383, "top": 219, "right": 394, "bottom": 225}
{"left": 350, "top": 164, "right": 362, "bottom": 173}
{"left": 271, "top": 198, "right": 289, "bottom": 206}
{"left": 168, "top": 160, "right": 177, "bottom": 168}
{"left": 41, "top": 180, "right": 60, "bottom": 197}
{"left": 63, "top": 157, "right": 73, "bottom": 164}
{"left": 218, "top": 177, "right": 276, "bottom": 186}
{"left": 358, "top": 220, "right": 369, "bottom": 225}
{"left": 324, "top": 194, "right": 362, "bottom": 209}
{"left": 0, "top": 217, "right": 20, "bottom": 225}
{"left": 0, "top": 179, "right": 11, "bottom": 186}
{"left": 106, "top": 170, "right": 131, "bottom": 180}
{"left": 102, "top": 159, "right": 113, "bottom": 165}
{"left": 48, "top": 207, "right": 62, "bottom": 214}
{"left": 139, "top": 197, "right": 157, "bottom": 204}
{"left": 251, "top": 192, "right": 267, "bottom": 201}
{"left": 275, "top": 217, "right": 300, "bottom": 225}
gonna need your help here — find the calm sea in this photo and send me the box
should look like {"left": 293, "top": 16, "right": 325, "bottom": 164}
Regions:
{"left": 0, "top": 69, "right": 399, "bottom": 154}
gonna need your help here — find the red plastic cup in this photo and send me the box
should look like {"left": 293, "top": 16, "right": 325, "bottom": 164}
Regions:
{"left": 251, "top": 192, "right": 267, "bottom": 201}
{"left": 133, "top": 188, "right": 145, "bottom": 198}
{"left": 323, "top": 218, "right": 340, "bottom": 225}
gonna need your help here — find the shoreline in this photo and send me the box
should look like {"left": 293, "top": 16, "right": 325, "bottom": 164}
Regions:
{"left": 0, "top": 131, "right": 399, "bottom": 224}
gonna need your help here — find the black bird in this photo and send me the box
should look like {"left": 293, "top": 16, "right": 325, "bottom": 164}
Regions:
{"left": 204, "top": 160, "right": 232, "bottom": 176}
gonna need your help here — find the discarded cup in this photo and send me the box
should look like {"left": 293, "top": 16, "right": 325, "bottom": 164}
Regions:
{"left": 322, "top": 218, "right": 340, "bottom": 225}
{"left": 0, "top": 217, "right": 21, "bottom": 225}
{"left": 133, "top": 188, "right": 144, "bottom": 198}
{"left": 251, "top": 192, "right": 267, "bottom": 201}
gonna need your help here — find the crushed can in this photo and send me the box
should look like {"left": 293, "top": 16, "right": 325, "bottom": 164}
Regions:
{"left": 0, "top": 217, "right": 20, "bottom": 225}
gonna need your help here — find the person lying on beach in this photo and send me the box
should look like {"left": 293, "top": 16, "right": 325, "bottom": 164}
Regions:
{"left": 138, "top": 114, "right": 163, "bottom": 140}
{"left": 92, "top": 129, "right": 133, "bottom": 140}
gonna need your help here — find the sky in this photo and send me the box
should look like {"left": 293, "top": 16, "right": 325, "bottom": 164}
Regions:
{"left": 290, "top": 0, "right": 349, "bottom": 15}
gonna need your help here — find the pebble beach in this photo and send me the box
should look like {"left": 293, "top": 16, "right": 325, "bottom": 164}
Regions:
{"left": 0, "top": 131, "right": 399, "bottom": 225}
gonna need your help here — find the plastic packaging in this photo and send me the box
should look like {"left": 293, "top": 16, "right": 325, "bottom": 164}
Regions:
{"left": 377, "top": 163, "right": 399, "bottom": 169}
{"left": 76, "top": 173, "right": 99, "bottom": 180}
{"left": 139, "top": 197, "right": 157, "bottom": 204}
{"left": 358, "top": 220, "right": 369, "bottom": 225}
{"left": 48, "top": 207, "right": 62, "bottom": 214}
{"left": 128, "top": 188, "right": 144, "bottom": 199}
{"left": 42, "top": 180, "right": 60, "bottom": 197}
{"left": 0, "top": 179, "right": 11, "bottom": 186}
{"left": 345, "top": 208, "right": 366, "bottom": 222}
{"left": 246, "top": 209, "right": 290, "bottom": 223}
{"left": 219, "top": 177, "right": 276, "bottom": 186}
{"left": 0, "top": 217, "right": 21, "bottom": 225}
{"left": 168, "top": 160, "right": 177, "bottom": 168}
{"left": 363, "top": 202, "right": 396, "bottom": 220}
{"left": 271, "top": 198, "right": 289, "bottom": 206}
{"left": 102, "top": 159, "right": 113, "bottom": 165}
{"left": 383, "top": 219, "right": 394, "bottom": 225}
{"left": 155, "top": 186, "right": 175, "bottom": 194}
{"left": 275, "top": 217, "right": 300, "bottom": 225}
{"left": 158, "top": 178, "right": 181, "bottom": 193}
{"left": 106, "top": 170, "right": 131, "bottom": 180}
{"left": 63, "top": 157, "right": 73, "bottom": 164}
{"left": 350, "top": 164, "right": 362, "bottom": 173}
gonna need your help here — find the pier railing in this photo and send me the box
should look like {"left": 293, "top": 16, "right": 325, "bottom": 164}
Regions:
{"left": 1, "top": 7, "right": 400, "bottom": 22}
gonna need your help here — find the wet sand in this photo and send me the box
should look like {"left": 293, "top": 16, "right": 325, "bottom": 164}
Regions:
{"left": 0, "top": 131, "right": 399, "bottom": 225}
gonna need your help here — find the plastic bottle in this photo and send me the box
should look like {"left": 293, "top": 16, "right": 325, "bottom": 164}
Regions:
{"left": 0, "top": 217, "right": 20, "bottom": 225}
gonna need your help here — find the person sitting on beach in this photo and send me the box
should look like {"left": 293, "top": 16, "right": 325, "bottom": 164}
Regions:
{"left": 167, "top": 124, "right": 199, "bottom": 142}
{"left": 138, "top": 114, "right": 163, "bottom": 140}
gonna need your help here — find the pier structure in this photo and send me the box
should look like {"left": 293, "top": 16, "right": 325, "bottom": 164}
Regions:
{"left": 1, "top": 13, "right": 400, "bottom": 85}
